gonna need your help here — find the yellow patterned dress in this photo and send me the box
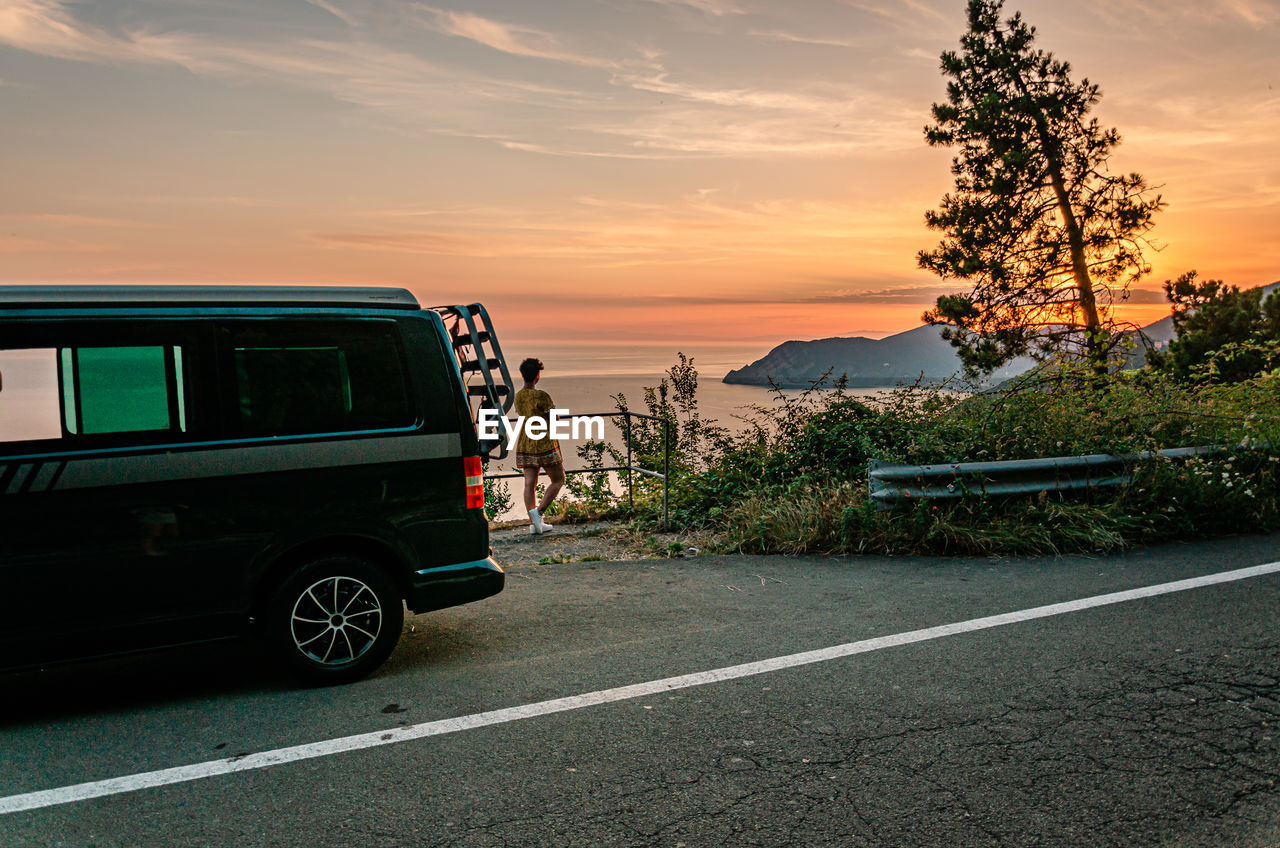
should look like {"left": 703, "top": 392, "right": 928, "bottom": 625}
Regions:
{"left": 514, "top": 387, "right": 563, "bottom": 469}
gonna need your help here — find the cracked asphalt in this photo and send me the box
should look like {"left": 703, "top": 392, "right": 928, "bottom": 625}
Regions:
{"left": 1, "top": 533, "right": 1279, "bottom": 847}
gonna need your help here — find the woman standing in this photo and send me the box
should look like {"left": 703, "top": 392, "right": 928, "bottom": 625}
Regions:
{"left": 515, "top": 357, "right": 564, "bottom": 535}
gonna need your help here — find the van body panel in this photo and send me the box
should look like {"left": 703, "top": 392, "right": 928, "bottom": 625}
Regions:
{"left": 0, "top": 286, "right": 502, "bottom": 674}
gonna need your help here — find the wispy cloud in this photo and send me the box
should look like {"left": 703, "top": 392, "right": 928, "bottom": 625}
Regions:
{"left": 0, "top": 233, "right": 115, "bottom": 254}
{"left": 749, "top": 29, "right": 859, "bottom": 48}
{"left": 0, "top": 235, "right": 56, "bottom": 253}
{"left": 841, "top": 0, "right": 951, "bottom": 32}
{"left": 599, "top": 68, "right": 921, "bottom": 156}
{"left": 1221, "top": 0, "right": 1278, "bottom": 25}
{"left": 0, "top": 0, "right": 921, "bottom": 159}
{"left": 620, "top": 71, "right": 845, "bottom": 112}
{"left": 1165, "top": 0, "right": 1279, "bottom": 26}
{"left": 0, "top": 2, "right": 592, "bottom": 98}
{"left": 1073, "top": 0, "right": 1279, "bottom": 39}
{"left": 0, "top": 2, "right": 652, "bottom": 156}
{"left": 494, "top": 139, "right": 676, "bottom": 160}
{"left": 23, "top": 213, "right": 157, "bottom": 228}
{"left": 4, "top": 6, "right": 597, "bottom": 142}
{"left": 594, "top": 102, "right": 917, "bottom": 157}
{"left": 1117, "top": 87, "right": 1280, "bottom": 215}
{"left": 640, "top": 0, "right": 745, "bottom": 17}
{"left": 306, "top": 192, "right": 925, "bottom": 269}
{"left": 844, "top": 0, "right": 947, "bottom": 21}
{"left": 0, "top": 0, "right": 151, "bottom": 63}
{"left": 795, "top": 284, "right": 966, "bottom": 304}
{"left": 99, "top": 194, "right": 285, "bottom": 208}
{"left": 309, "top": 231, "right": 482, "bottom": 255}
{"left": 414, "top": 5, "right": 616, "bottom": 68}
{"left": 301, "top": 0, "right": 359, "bottom": 28}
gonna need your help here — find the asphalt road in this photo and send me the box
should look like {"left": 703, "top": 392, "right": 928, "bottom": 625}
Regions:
{"left": 2, "top": 534, "right": 1279, "bottom": 847}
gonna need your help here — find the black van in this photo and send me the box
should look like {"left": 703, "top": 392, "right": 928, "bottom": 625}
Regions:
{"left": 0, "top": 285, "right": 511, "bottom": 684}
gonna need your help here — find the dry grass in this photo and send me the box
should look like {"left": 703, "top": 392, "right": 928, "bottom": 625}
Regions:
{"left": 710, "top": 481, "right": 862, "bottom": 555}
{"left": 700, "top": 481, "right": 1136, "bottom": 558}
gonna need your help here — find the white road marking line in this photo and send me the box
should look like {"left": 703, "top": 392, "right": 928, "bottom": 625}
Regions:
{"left": 3, "top": 559, "right": 1279, "bottom": 815}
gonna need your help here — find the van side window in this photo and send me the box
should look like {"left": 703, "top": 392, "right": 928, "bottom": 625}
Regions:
{"left": 226, "top": 323, "right": 412, "bottom": 437}
{"left": 60, "top": 346, "right": 188, "bottom": 436}
{"left": 0, "top": 348, "right": 62, "bottom": 443}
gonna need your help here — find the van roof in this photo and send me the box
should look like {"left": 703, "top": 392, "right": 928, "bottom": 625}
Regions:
{"left": 0, "top": 285, "right": 421, "bottom": 310}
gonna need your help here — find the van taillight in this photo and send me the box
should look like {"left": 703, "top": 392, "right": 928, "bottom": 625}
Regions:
{"left": 464, "top": 456, "right": 484, "bottom": 510}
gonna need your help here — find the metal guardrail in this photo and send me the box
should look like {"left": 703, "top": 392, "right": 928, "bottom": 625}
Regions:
{"left": 869, "top": 445, "right": 1226, "bottom": 510}
{"left": 484, "top": 410, "right": 671, "bottom": 529}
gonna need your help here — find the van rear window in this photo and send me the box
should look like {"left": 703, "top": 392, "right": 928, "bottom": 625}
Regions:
{"left": 225, "top": 323, "right": 412, "bottom": 437}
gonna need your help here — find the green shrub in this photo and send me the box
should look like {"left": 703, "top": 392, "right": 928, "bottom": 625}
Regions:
{"left": 589, "top": 355, "right": 1280, "bottom": 556}
{"left": 483, "top": 476, "right": 513, "bottom": 522}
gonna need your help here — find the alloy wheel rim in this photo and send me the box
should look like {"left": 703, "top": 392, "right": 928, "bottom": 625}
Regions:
{"left": 289, "top": 575, "right": 383, "bottom": 666}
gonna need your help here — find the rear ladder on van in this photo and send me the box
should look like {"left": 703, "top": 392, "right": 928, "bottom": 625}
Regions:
{"left": 433, "top": 304, "right": 515, "bottom": 459}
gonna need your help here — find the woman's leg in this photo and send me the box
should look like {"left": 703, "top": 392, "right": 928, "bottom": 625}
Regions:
{"left": 522, "top": 467, "right": 540, "bottom": 513}
{"left": 538, "top": 463, "right": 565, "bottom": 513}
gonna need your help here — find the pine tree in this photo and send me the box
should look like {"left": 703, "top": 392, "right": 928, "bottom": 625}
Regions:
{"left": 918, "top": 0, "right": 1163, "bottom": 376}
{"left": 1154, "top": 271, "right": 1280, "bottom": 382}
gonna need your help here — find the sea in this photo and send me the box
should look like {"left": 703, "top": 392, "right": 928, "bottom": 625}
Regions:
{"left": 500, "top": 339, "right": 891, "bottom": 426}
{"left": 484, "top": 341, "right": 895, "bottom": 519}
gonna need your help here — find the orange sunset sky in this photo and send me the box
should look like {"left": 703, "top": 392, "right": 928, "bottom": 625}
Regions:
{"left": 1, "top": 0, "right": 1277, "bottom": 346}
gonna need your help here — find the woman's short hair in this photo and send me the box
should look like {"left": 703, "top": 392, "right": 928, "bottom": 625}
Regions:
{"left": 519, "top": 358, "right": 544, "bottom": 383}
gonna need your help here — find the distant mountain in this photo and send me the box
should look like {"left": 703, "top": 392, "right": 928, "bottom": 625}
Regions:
{"left": 1118, "top": 315, "right": 1175, "bottom": 368}
{"left": 724, "top": 280, "right": 1277, "bottom": 389}
{"left": 721, "top": 324, "right": 1033, "bottom": 388}
{"left": 1122, "top": 279, "right": 1279, "bottom": 367}
{"left": 1133, "top": 315, "right": 1175, "bottom": 347}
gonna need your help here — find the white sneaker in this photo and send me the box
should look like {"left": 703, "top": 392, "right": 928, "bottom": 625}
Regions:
{"left": 529, "top": 508, "right": 552, "bottom": 535}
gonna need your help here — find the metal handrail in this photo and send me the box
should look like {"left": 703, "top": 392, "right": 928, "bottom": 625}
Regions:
{"left": 483, "top": 410, "right": 671, "bottom": 529}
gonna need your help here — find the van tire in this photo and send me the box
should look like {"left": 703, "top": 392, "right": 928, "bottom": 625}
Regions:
{"left": 265, "top": 555, "right": 404, "bottom": 685}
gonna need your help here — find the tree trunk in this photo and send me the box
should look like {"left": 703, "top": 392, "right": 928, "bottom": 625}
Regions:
{"left": 1046, "top": 165, "right": 1104, "bottom": 366}
{"left": 990, "top": 25, "right": 1105, "bottom": 371}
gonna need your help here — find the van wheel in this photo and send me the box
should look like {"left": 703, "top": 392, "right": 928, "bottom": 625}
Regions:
{"left": 266, "top": 556, "right": 404, "bottom": 685}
